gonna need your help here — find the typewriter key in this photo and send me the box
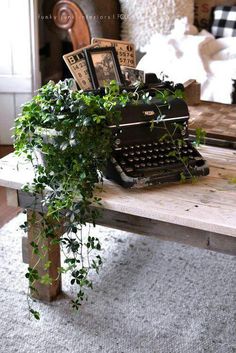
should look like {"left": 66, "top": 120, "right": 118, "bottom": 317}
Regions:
{"left": 124, "top": 146, "right": 129, "bottom": 150}
{"left": 135, "top": 144, "right": 140, "bottom": 149}
{"left": 142, "top": 150, "right": 147, "bottom": 154}
{"left": 134, "top": 164, "right": 140, "bottom": 169}
{"left": 115, "top": 139, "right": 121, "bottom": 146}
{"left": 147, "top": 156, "right": 152, "bottom": 160}
{"left": 141, "top": 143, "right": 146, "bottom": 148}
{"left": 130, "top": 145, "right": 134, "bottom": 150}
{"left": 140, "top": 156, "right": 145, "bottom": 162}
{"left": 134, "top": 157, "right": 140, "bottom": 162}
{"left": 125, "top": 167, "right": 133, "bottom": 173}
{"left": 153, "top": 162, "right": 158, "bottom": 167}
{"left": 147, "top": 162, "right": 152, "bottom": 167}
{"left": 147, "top": 143, "right": 152, "bottom": 147}
{"left": 128, "top": 158, "right": 134, "bottom": 163}
{"left": 123, "top": 153, "right": 128, "bottom": 157}
{"left": 136, "top": 151, "right": 141, "bottom": 155}
{"left": 129, "top": 151, "right": 135, "bottom": 156}
{"left": 120, "top": 160, "right": 126, "bottom": 166}
{"left": 140, "top": 163, "right": 146, "bottom": 168}
{"left": 148, "top": 149, "right": 153, "bottom": 153}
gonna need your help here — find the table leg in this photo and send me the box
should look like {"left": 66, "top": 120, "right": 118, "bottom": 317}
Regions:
{"left": 27, "top": 210, "right": 63, "bottom": 302}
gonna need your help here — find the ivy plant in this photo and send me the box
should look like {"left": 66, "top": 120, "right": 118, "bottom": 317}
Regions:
{"left": 14, "top": 78, "right": 185, "bottom": 319}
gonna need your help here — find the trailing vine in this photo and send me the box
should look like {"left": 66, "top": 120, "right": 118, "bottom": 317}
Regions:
{"left": 14, "top": 79, "right": 131, "bottom": 319}
{"left": 14, "top": 78, "right": 185, "bottom": 319}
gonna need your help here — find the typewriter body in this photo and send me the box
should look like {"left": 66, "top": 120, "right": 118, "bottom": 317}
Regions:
{"left": 105, "top": 88, "right": 209, "bottom": 188}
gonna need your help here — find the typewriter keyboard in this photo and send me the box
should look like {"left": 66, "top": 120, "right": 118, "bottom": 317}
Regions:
{"left": 114, "top": 139, "right": 204, "bottom": 177}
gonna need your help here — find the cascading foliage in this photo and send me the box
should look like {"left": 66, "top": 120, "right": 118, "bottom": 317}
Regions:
{"left": 14, "top": 78, "right": 183, "bottom": 319}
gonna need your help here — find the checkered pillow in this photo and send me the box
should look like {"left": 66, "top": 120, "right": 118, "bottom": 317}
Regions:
{"left": 211, "top": 6, "right": 236, "bottom": 38}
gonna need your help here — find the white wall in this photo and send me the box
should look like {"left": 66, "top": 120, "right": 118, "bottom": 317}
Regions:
{"left": 0, "top": 0, "right": 40, "bottom": 144}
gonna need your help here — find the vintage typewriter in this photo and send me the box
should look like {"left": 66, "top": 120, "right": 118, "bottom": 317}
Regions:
{"left": 105, "top": 76, "right": 209, "bottom": 188}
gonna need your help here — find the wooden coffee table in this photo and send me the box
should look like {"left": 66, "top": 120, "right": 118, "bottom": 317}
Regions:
{"left": 0, "top": 146, "right": 236, "bottom": 301}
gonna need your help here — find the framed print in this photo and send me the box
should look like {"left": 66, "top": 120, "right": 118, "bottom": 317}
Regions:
{"left": 63, "top": 44, "right": 99, "bottom": 90}
{"left": 84, "top": 46, "right": 124, "bottom": 89}
{"left": 121, "top": 66, "right": 144, "bottom": 87}
{"left": 91, "top": 37, "right": 136, "bottom": 68}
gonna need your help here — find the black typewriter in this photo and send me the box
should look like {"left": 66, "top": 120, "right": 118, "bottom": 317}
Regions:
{"left": 105, "top": 78, "right": 209, "bottom": 188}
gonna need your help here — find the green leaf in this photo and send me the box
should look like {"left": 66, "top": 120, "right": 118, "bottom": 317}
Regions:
{"left": 30, "top": 309, "right": 40, "bottom": 320}
{"left": 44, "top": 261, "right": 52, "bottom": 270}
{"left": 40, "top": 274, "right": 53, "bottom": 285}
{"left": 229, "top": 177, "right": 236, "bottom": 184}
{"left": 174, "top": 89, "right": 184, "bottom": 99}
{"left": 57, "top": 266, "right": 66, "bottom": 274}
{"left": 195, "top": 127, "right": 206, "bottom": 147}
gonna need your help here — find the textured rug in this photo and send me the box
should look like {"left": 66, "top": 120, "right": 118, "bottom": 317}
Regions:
{"left": 0, "top": 213, "right": 236, "bottom": 353}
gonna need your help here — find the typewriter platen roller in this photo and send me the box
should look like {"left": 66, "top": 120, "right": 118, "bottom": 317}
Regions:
{"left": 105, "top": 94, "right": 209, "bottom": 188}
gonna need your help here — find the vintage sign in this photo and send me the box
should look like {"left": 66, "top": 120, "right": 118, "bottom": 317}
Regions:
{"left": 63, "top": 44, "right": 99, "bottom": 90}
{"left": 91, "top": 38, "right": 136, "bottom": 68}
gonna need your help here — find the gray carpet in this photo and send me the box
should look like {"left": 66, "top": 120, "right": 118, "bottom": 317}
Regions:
{"left": 0, "top": 213, "right": 235, "bottom": 353}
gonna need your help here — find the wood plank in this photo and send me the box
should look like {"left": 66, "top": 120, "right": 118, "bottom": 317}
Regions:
{"left": 0, "top": 148, "right": 16, "bottom": 230}
{"left": 97, "top": 208, "right": 236, "bottom": 256}
{"left": 6, "top": 188, "right": 18, "bottom": 207}
{"left": 27, "top": 210, "right": 62, "bottom": 302}
{"left": 99, "top": 181, "right": 236, "bottom": 237}
{"left": 0, "top": 153, "right": 35, "bottom": 189}
{"left": 0, "top": 95, "right": 15, "bottom": 144}
{"left": 1, "top": 146, "right": 236, "bottom": 238}
{"left": 0, "top": 145, "right": 14, "bottom": 158}
{"left": 18, "top": 192, "right": 236, "bottom": 256}
{"left": 0, "top": 186, "right": 20, "bottom": 228}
